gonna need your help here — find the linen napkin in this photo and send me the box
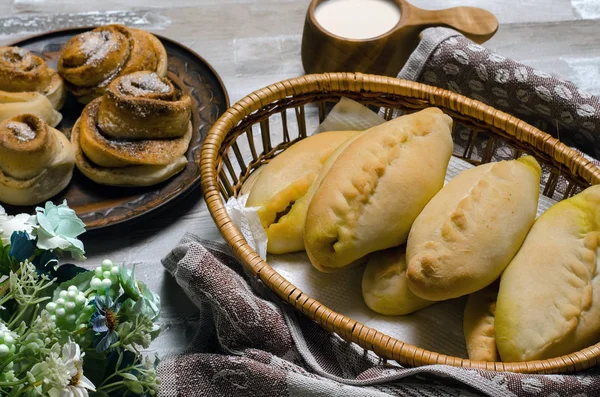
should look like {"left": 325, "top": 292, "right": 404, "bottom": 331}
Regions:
{"left": 159, "top": 234, "right": 600, "bottom": 396}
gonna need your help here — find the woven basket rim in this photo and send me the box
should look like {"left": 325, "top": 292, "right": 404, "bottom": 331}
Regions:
{"left": 200, "top": 72, "right": 600, "bottom": 374}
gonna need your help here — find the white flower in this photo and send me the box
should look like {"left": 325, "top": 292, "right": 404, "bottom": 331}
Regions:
{"left": 0, "top": 206, "right": 37, "bottom": 247}
{"left": 35, "top": 201, "right": 86, "bottom": 260}
{"left": 47, "top": 341, "right": 95, "bottom": 397}
{"left": 43, "top": 349, "right": 71, "bottom": 390}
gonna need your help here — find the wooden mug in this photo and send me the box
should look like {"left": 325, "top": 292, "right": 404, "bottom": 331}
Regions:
{"left": 301, "top": 0, "right": 499, "bottom": 77}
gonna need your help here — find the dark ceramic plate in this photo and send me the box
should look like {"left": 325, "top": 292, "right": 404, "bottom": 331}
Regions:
{"left": 4, "top": 27, "right": 229, "bottom": 230}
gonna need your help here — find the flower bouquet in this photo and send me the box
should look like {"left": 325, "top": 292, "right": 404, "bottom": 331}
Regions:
{"left": 0, "top": 201, "right": 161, "bottom": 397}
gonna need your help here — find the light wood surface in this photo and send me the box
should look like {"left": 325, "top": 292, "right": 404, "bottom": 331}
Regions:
{"left": 0, "top": 0, "right": 598, "bottom": 363}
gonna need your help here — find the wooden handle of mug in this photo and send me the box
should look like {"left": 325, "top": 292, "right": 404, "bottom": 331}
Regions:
{"left": 409, "top": 5, "right": 499, "bottom": 44}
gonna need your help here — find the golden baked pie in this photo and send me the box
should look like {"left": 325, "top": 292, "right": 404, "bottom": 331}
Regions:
{"left": 304, "top": 108, "right": 453, "bottom": 272}
{"left": 246, "top": 130, "right": 360, "bottom": 254}
{"left": 495, "top": 185, "right": 600, "bottom": 362}
{"left": 463, "top": 281, "right": 499, "bottom": 362}
{"left": 362, "top": 246, "right": 433, "bottom": 316}
{"left": 406, "top": 156, "right": 541, "bottom": 301}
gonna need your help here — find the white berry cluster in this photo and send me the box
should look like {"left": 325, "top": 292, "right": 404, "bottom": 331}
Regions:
{"left": 0, "top": 327, "right": 17, "bottom": 358}
{"left": 90, "top": 259, "right": 120, "bottom": 295}
{"left": 45, "top": 285, "right": 92, "bottom": 331}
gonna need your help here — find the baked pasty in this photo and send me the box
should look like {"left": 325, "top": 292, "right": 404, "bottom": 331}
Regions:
{"left": 495, "top": 185, "right": 600, "bottom": 362}
{"left": 0, "top": 114, "right": 74, "bottom": 205}
{"left": 72, "top": 71, "right": 192, "bottom": 187}
{"left": 464, "top": 281, "right": 499, "bottom": 362}
{"left": 246, "top": 130, "right": 359, "bottom": 254}
{"left": 304, "top": 108, "right": 453, "bottom": 272}
{"left": 362, "top": 246, "right": 433, "bottom": 316}
{"left": 58, "top": 25, "right": 168, "bottom": 104}
{"left": 406, "top": 156, "right": 541, "bottom": 301}
{"left": 0, "top": 47, "right": 65, "bottom": 126}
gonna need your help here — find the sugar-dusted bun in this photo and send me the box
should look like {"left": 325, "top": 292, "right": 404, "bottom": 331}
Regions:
{"left": 0, "top": 114, "right": 74, "bottom": 205}
{"left": 0, "top": 46, "right": 65, "bottom": 126}
{"left": 71, "top": 72, "right": 191, "bottom": 187}
{"left": 362, "top": 246, "right": 433, "bottom": 316}
{"left": 58, "top": 25, "right": 168, "bottom": 104}
{"left": 495, "top": 185, "right": 600, "bottom": 362}
{"left": 304, "top": 108, "right": 453, "bottom": 272}
{"left": 406, "top": 156, "right": 541, "bottom": 301}
{"left": 464, "top": 281, "right": 499, "bottom": 362}
{"left": 72, "top": 121, "right": 187, "bottom": 187}
{"left": 98, "top": 71, "right": 192, "bottom": 140}
{"left": 78, "top": 99, "right": 191, "bottom": 168}
{"left": 246, "top": 130, "right": 360, "bottom": 254}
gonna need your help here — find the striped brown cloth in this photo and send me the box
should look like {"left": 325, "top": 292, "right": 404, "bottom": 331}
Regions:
{"left": 159, "top": 234, "right": 600, "bottom": 397}
{"left": 157, "top": 29, "right": 600, "bottom": 396}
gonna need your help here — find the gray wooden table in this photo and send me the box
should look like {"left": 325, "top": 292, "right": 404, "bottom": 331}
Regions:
{"left": 1, "top": 0, "right": 599, "bottom": 364}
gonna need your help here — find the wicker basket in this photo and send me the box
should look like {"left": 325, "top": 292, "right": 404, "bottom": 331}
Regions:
{"left": 200, "top": 73, "right": 600, "bottom": 374}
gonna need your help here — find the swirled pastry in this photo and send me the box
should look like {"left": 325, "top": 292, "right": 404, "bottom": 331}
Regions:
{"left": 58, "top": 25, "right": 168, "bottom": 104}
{"left": 464, "top": 281, "right": 499, "bottom": 362}
{"left": 495, "top": 185, "right": 600, "bottom": 362}
{"left": 0, "top": 114, "right": 74, "bottom": 205}
{"left": 71, "top": 71, "right": 192, "bottom": 187}
{"left": 406, "top": 156, "right": 541, "bottom": 301}
{"left": 246, "top": 130, "right": 360, "bottom": 254}
{"left": 362, "top": 246, "right": 433, "bottom": 316}
{"left": 98, "top": 72, "right": 192, "bottom": 139}
{"left": 0, "top": 47, "right": 65, "bottom": 126}
{"left": 304, "top": 108, "right": 453, "bottom": 272}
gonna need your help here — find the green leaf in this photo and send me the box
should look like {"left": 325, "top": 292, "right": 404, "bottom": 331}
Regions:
{"left": 124, "top": 380, "right": 144, "bottom": 394}
{"left": 89, "top": 392, "right": 109, "bottom": 397}
{"left": 139, "top": 281, "right": 161, "bottom": 320}
{"left": 83, "top": 351, "right": 109, "bottom": 387}
{"left": 116, "top": 321, "right": 133, "bottom": 336}
{"left": 54, "top": 264, "right": 88, "bottom": 283}
{"left": 150, "top": 323, "right": 161, "bottom": 341}
{"left": 54, "top": 270, "right": 94, "bottom": 300}
{"left": 119, "top": 263, "right": 141, "bottom": 301}
{"left": 117, "top": 298, "right": 136, "bottom": 323}
{"left": 0, "top": 242, "right": 11, "bottom": 276}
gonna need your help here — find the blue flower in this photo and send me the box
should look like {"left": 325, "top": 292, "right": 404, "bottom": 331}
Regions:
{"left": 90, "top": 293, "right": 123, "bottom": 353}
{"left": 8, "top": 231, "right": 36, "bottom": 262}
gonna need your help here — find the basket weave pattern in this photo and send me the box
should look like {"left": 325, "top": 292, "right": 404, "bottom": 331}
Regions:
{"left": 200, "top": 73, "right": 600, "bottom": 374}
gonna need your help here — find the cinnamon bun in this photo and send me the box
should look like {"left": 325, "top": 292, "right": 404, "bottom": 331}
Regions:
{"left": 0, "top": 47, "right": 65, "bottom": 126}
{"left": 58, "top": 24, "right": 168, "bottom": 104}
{"left": 71, "top": 71, "right": 192, "bottom": 187}
{"left": 0, "top": 114, "right": 74, "bottom": 205}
